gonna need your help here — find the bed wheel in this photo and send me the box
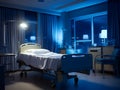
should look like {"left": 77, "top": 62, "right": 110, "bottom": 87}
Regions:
{"left": 20, "top": 71, "right": 27, "bottom": 78}
{"left": 24, "top": 72, "right": 27, "bottom": 78}
{"left": 74, "top": 77, "right": 78, "bottom": 85}
{"left": 50, "top": 80, "right": 56, "bottom": 88}
{"left": 51, "top": 83, "right": 56, "bottom": 88}
{"left": 20, "top": 72, "right": 24, "bottom": 78}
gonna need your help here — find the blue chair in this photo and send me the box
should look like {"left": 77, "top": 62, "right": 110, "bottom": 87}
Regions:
{"left": 94, "top": 48, "right": 120, "bottom": 77}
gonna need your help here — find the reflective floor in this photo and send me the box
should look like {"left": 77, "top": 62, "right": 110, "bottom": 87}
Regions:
{"left": 5, "top": 71, "right": 120, "bottom": 90}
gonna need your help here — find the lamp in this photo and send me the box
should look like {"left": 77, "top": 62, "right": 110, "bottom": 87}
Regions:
{"left": 30, "top": 36, "right": 36, "bottom": 41}
{"left": 83, "top": 34, "right": 89, "bottom": 40}
{"left": 19, "top": 22, "right": 28, "bottom": 30}
{"left": 99, "top": 29, "right": 107, "bottom": 46}
{"left": 100, "top": 30, "right": 107, "bottom": 38}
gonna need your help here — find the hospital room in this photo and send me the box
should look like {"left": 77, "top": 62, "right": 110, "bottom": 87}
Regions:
{"left": 0, "top": 0, "right": 120, "bottom": 90}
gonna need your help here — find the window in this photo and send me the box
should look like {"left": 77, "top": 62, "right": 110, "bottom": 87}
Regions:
{"left": 93, "top": 15, "right": 107, "bottom": 46}
{"left": 71, "top": 12, "right": 107, "bottom": 53}
{"left": 24, "top": 22, "right": 37, "bottom": 43}
{"left": 75, "top": 18, "right": 91, "bottom": 40}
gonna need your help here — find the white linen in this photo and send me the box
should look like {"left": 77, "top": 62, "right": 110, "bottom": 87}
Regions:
{"left": 18, "top": 49, "right": 63, "bottom": 71}
{"left": 24, "top": 49, "right": 50, "bottom": 54}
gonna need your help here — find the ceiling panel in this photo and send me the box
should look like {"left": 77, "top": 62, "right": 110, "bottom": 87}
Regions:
{"left": 0, "top": 0, "right": 107, "bottom": 15}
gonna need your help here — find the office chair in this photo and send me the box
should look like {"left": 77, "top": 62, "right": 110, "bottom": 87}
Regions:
{"left": 94, "top": 48, "right": 120, "bottom": 77}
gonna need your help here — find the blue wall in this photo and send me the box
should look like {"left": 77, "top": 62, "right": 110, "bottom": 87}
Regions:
{"left": 67, "top": 2, "right": 107, "bottom": 19}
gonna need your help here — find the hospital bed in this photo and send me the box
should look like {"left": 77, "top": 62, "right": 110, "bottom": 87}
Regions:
{"left": 17, "top": 43, "right": 93, "bottom": 86}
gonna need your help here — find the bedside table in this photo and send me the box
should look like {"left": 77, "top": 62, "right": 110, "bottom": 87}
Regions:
{"left": 0, "top": 53, "right": 16, "bottom": 72}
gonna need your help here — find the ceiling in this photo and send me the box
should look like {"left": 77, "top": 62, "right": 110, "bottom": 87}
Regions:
{"left": 0, "top": 0, "right": 107, "bottom": 15}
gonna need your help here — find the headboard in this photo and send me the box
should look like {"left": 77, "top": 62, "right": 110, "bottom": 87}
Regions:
{"left": 19, "top": 43, "right": 41, "bottom": 53}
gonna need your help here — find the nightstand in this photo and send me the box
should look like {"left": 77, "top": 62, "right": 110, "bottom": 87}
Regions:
{"left": 0, "top": 53, "right": 16, "bottom": 72}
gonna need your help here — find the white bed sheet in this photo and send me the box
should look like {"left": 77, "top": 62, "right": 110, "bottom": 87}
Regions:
{"left": 18, "top": 51, "right": 63, "bottom": 71}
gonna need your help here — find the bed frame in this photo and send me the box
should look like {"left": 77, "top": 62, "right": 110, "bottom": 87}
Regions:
{"left": 17, "top": 43, "right": 93, "bottom": 87}
{"left": 19, "top": 43, "right": 41, "bottom": 53}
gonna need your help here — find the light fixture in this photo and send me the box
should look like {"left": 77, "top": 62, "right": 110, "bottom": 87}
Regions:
{"left": 38, "top": 0, "right": 44, "bottom": 2}
{"left": 100, "top": 29, "right": 107, "bottom": 38}
{"left": 99, "top": 29, "right": 108, "bottom": 46}
{"left": 19, "top": 22, "right": 28, "bottom": 30}
{"left": 30, "top": 36, "right": 36, "bottom": 41}
{"left": 83, "top": 34, "right": 89, "bottom": 40}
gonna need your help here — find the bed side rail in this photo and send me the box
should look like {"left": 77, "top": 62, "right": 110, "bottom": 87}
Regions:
{"left": 61, "top": 54, "right": 93, "bottom": 74}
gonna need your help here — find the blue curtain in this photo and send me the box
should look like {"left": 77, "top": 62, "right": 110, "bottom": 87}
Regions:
{"left": 0, "top": 7, "right": 26, "bottom": 70}
{"left": 0, "top": 7, "right": 25, "bottom": 53}
{"left": 0, "top": 6, "right": 37, "bottom": 70}
{"left": 108, "top": 0, "right": 120, "bottom": 47}
{"left": 40, "top": 13, "right": 60, "bottom": 52}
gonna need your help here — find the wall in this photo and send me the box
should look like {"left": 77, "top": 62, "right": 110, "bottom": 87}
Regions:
{"left": 68, "top": 2, "right": 107, "bottom": 19}
{"left": 60, "top": 12, "right": 71, "bottom": 48}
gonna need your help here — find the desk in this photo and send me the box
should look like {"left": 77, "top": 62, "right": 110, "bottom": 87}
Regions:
{"left": 0, "top": 53, "right": 16, "bottom": 72}
{"left": 88, "top": 46, "right": 114, "bottom": 72}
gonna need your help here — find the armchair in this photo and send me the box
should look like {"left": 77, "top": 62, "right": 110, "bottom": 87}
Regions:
{"left": 94, "top": 48, "right": 120, "bottom": 77}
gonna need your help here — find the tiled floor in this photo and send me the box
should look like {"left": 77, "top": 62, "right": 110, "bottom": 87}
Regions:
{"left": 5, "top": 71, "right": 120, "bottom": 90}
